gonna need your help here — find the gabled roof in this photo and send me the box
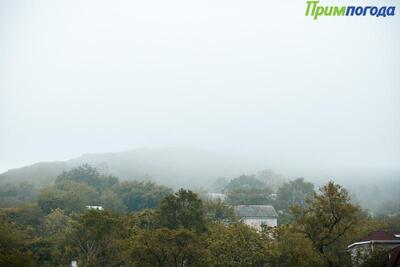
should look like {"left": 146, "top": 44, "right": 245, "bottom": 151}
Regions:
{"left": 359, "top": 230, "right": 400, "bottom": 242}
{"left": 235, "top": 205, "right": 278, "bottom": 218}
{"left": 348, "top": 230, "right": 400, "bottom": 249}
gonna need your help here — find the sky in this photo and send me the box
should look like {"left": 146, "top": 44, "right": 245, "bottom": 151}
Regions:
{"left": 0, "top": 0, "right": 399, "bottom": 174}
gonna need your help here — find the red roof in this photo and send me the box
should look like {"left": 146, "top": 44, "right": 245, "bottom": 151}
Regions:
{"left": 359, "top": 230, "right": 400, "bottom": 242}
{"left": 389, "top": 245, "right": 400, "bottom": 267}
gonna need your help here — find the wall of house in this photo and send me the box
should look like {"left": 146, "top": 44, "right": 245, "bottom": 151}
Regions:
{"left": 349, "top": 243, "right": 400, "bottom": 266}
{"left": 243, "top": 217, "right": 277, "bottom": 231}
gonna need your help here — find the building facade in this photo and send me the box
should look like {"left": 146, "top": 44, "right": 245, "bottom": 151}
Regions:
{"left": 234, "top": 205, "right": 278, "bottom": 231}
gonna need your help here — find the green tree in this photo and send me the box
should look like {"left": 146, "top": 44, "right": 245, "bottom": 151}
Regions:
{"left": 115, "top": 181, "right": 172, "bottom": 212}
{"left": 276, "top": 178, "right": 314, "bottom": 210}
{"left": 27, "top": 208, "right": 73, "bottom": 266}
{"left": 44, "top": 208, "right": 70, "bottom": 236}
{"left": 206, "top": 223, "right": 268, "bottom": 267}
{"left": 0, "top": 213, "right": 36, "bottom": 266}
{"left": 225, "top": 175, "right": 266, "bottom": 192}
{"left": 291, "top": 181, "right": 359, "bottom": 267}
{"left": 158, "top": 189, "right": 206, "bottom": 233}
{"left": 37, "top": 181, "right": 99, "bottom": 214}
{"left": 0, "top": 182, "right": 36, "bottom": 207}
{"left": 9, "top": 203, "right": 44, "bottom": 227}
{"left": 226, "top": 187, "right": 273, "bottom": 205}
{"left": 275, "top": 178, "right": 315, "bottom": 224}
{"left": 66, "top": 210, "right": 125, "bottom": 267}
{"left": 133, "top": 209, "right": 159, "bottom": 230}
{"left": 56, "top": 164, "right": 118, "bottom": 192}
{"left": 100, "top": 189, "right": 127, "bottom": 212}
{"left": 128, "top": 228, "right": 208, "bottom": 267}
{"left": 203, "top": 199, "right": 236, "bottom": 224}
{"left": 265, "top": 225, "right": 324, "bottom": 267}
{"left": 224, "top": 174, "right": 273, "bottom": 206}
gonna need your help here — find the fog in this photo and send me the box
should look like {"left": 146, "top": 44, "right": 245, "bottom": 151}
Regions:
{"left": 1, "top": 0, "right": 399, "bottom": 183}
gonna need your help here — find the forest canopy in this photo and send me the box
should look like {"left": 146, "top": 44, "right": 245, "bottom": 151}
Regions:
{"left": 0, "top": 165, "right": 398, "bottom": 267}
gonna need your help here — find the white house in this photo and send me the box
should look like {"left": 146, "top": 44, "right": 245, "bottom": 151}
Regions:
{"left": 234, "top": 205, "right": 278, "bottom": 231}
{"left": 86, "top": 205, "right": 104, "bottom": 211}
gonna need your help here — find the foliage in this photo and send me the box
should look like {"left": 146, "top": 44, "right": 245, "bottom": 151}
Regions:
{"left": 128, "top": 228, "right": 208, "bottom": 267}
{"left": 134, "top": 209, "right": 159, "bottom": 230}
{"left": 115, "top": 181, "right": 172, "bottom": 212}
{"left": 206, "top": 223, "right": 269, "bottom": 267}
{"left": 100, "top": 189, "right": 127, "bottom": 212}
{"left": 0, "top": 214, "right": 36, "bottom": 267}
{"left": 224, "top": 174, "right": 274, "bottom": 206}
{"left": 32, "top": 208, "right": 72, "bottom": 265}
{"left": 37, "top": 165, "right": 172, "bottom": 215}
{"left": 226, "top": 187, "right": 274, "bottom": 205}
{"left": 0, "top": 182, "right": 36, "bottom": 207}
{"left": 275, "top": 178, "right": 315, "bottom": 224}
{"left": 158, "top": 189, "right": 207, "bottom": 233}
{"left": 44, "top": 208, "right": 70, "bottom": 236}
{"left": 275, "top": 178, "right": 314, "bottom": 211}
{"left": 37, "top": 181, "right": 100, "bottom": 214}
{"left": 225, "top": 175, "right": 266, "bottom": 192}
{"left": 66, "top": 210, "right": 126, "bottom": 266}
{"left": 203, "top": 199, "right": 237, "bottom": 224}
{"left": 0, "top": 168, "right": 398, "bottom": 267}
{"left": 255, "top": 170, "right": 285, "bottom": 192}
{"left": 291, "top": 181, "right": 360, "bottom": 267}
{"left": 265, "top": 225, "right": 325, "bottom": 267}
{"left": 55, "top": 164, "right": 118, "bottom": 192}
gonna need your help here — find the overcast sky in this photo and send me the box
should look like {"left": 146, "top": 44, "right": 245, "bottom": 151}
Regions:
{"left": 0, "top": 0, "right": 399, "bottom": 174}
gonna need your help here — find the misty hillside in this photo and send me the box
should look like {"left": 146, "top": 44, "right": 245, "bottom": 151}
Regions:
{"left": 1, "top": 147, "right": 399, "bottom": 213}
{"left": 0, "top": 147, "right": 266, "bottom": 188}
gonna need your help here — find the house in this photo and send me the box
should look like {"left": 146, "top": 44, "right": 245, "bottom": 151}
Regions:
{"left": 348, "top": 230, "right": 400, "bottom": 266}
{"left": 205, "top": 193, "right": 226, "bottom": 201}
{"left": 86, "top": 205, "right": 104, "bottom": 210}
{"left": 234, "top": 205, "right": 278, "bottom": 231}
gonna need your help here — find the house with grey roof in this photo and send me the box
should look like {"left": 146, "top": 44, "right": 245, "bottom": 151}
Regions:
{"left": 234, "top": 205, "right": 278, "bottom": 231}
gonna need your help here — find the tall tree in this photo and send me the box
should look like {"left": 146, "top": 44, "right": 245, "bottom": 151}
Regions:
{"left": 291, "top": 181, "right": 359, "bottom": 267}
{"left": 37, "top": 181, "right": 99, "bottom": 214}
{"left": 115, "top": 181, "right": 172, "bottom": 212}
{"left": 100, "top": 189, "right": 127, "bottom": 212}
{"left": 206, "top": 223, "right": 268, "bottom": 267}
{"left": 225, "top": 175, "right": 266, "bottom": 192}
{"left": 55, "top": 164, "right": 118, "bottom": 192}
{"left": 0, "top": 214, "right": 36, "bottom": 266}
{"left": 225, "top": 187, "right": 273, "bottom": 205}
{"left": 224, "top": 174, "right": 273, "bottom": 206}
{"left": 276, "top": 178, "right": 314, "bottom": 210}
{"left": 128, "top": 228, "right": 208, "bottom": 267}
{"left": 203, "top": 199, "right": 237, "bottom": 224}
{"left": 265, "top": 225, "right": 324, "bottom": 267}
{"left": 66, "top": 210, "right": 125, "bottom": 266}
{"left": 275, "top": 178, "right": 315, "bottom": 224}
{"left": 158, "top": 189, "right": 206, "bottom": 233}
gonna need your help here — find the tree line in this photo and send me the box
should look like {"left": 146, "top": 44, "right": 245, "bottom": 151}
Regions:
{"left": 0, "top": 165, "right": 398, "bottom": 266}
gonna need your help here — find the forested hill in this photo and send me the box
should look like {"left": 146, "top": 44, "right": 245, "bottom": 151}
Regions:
{"left": 0, "top": 148, "right": 265, "bottom": 188}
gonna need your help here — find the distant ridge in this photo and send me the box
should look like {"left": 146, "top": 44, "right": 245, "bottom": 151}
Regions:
{"left": 0, "top": 147, "right": 264, "bottom": 188}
